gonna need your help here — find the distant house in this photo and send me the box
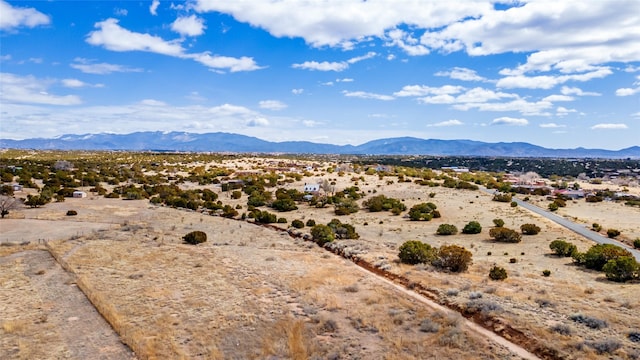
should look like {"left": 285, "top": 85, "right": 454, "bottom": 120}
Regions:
{"left": 11, "top": 184, "right": 23, "bottom": 192}
{"left": 554, "top": 189, "right": 585, "bottom": 199}
{"left": 72, "top": 191, "right": 87, "bottom": 198}
{"left": 441, "top": 166, "right": 469, "bottom": 173}
{"left": 303, "top": 183, "right": 320, "bottom": 193}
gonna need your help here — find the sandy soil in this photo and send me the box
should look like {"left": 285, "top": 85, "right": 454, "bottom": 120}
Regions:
{"left": 1, "top": 157, "right": 639, "bottom": 359}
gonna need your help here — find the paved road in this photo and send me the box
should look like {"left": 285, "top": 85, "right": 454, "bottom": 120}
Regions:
{"left": 481, "top": 188, "right": 640, "bottom": 261}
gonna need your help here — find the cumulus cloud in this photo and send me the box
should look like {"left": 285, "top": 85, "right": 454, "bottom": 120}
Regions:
{"left": 259, "top": 100, "right": 287, "bottom": 111}
{"left": 496, "top": 68, "right": 612, "bottom": 89}
{"left": 591, "top": 123, "right": 628, "bottom": 130}
{"left": 540, "top": 123, "right": 566, "bottom": 128}
{"left": 386, "top": 28, "right": 429, "bottom": 56}
{"left": 615, "top": 87, "right": 640, "bottom": 96}
{"left": 86, "top": 18, "right": 262, "bottom": 72}
{"left": 342, "top": 90, "right": 394, "bottom": 101}
{"left": 291, "top": 88, "right": 304, "bottom": 95}
{"left": 336, "top": 78, "right": 354, "bottom": 82}
{"left": 1, "top": 73, "right": 82, "bottom": 105}
{"left": 394, "top": 84, "right": 464, "bottom": 97}
{"left": 427, "top": 120, "right": 463, "bottom": 127}
{"left": 246, "top": 117, "right": 270, "bottom": 127}
{"left": 62, "top": 78, "right": 103, "bottom": 88}
{"left": 490, "top": 117, "right": 529, "bottom": 126}
{"left": 292, "top": 52, "right": 376, "bottom": 72}
{"left": 542, "top": 95, "right": 574, "bottom": 102}
{"left": 560, "top": 86, "right": 601, "bottom": 96}
{"left": 435, "top": 67, "right": 487, "bottom": 82}
{"left": 150, "top": 0, "right": 160, "bottom": 15}
{"left": 0, "top": 0, "right": 50, "bottom": 31}
{"left": 171, "top": 15, "right": 205, "bottom": 37}
{"left": 70, "top": 58, "right": 143, "bottom": 75}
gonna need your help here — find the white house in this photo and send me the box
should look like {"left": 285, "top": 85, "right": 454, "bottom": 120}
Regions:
{"left": 11, "top": 184, "right": 23, "bottom": 192}
{"left": 72, "top": 191, "right": 87, "bottom": 198}
{"left": 303, "top": 183, "right": 320, "bottom": 193}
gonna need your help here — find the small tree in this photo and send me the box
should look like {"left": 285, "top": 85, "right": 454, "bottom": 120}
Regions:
{"left": 291, "top": 219, "right": 305, "bottom": 229}
{"left": 408, "top": 202, "right": 438, "bottom": 221}
{"left": 493, "top": 218, "right": 505, "bottom": 227}
{"left": 0, "top": 195, "right": 20, "bottom": 218}
{"left": 606, "top": 229, "right": 621, "bottom": 239}
{"left": 584, "top": 244, "right": 633, "bottom": 271}
{"left": 520, "top": 223, "right": 541, "bottom": 235}
{"left": 603, "top": 257, "right": 640, "bottom": 282}
{"left": 398, "top": 240, "right": 436, "bottom": 265}
{"left": 436, "top": 224, "right": 458, "bottom": 235}
{"left": 434, "top": 245, "right": 472, "bottom": 272}
{"left": 311, "top": 224, "right": 334, "bottom": 246}
{"left": 462, "top": 221, "right": 482, "bottom": 234}
{"left": 489, "top": 227, "right": 522, "bottom": 243}
{"left": 549, "top": 239, "right": 577, "bottom": 257}
{"left": 183, "top": 231, "right": 207, "bottom": 245}
{"left": 489, "top": 266, "right": 508, "bottom": 281}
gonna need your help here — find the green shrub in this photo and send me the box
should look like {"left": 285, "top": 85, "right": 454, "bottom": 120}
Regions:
{"left": 549, "top": 239, "right": 577, "bottom": 257}
{"left": 634, "top": 239, "right": 640, "bottom": 249}
{"left": 520, "top": 223, "right": 541, "bottom": 235}
{"left": 492, "top": 193, "right": 512, "bottom": 202}
{"left": 584, "top": 244, "right": 633, "bottom": 271}
{"left": 489, "top": 266, "right": 508, "bottom": 280}
{"left": 277, "top": 217, "right": 287, "bottom": 223}
{"left": 231, "top": 190, "right": 242, "bottom": 199}
{"left": 436, "top": 224, "right": 458, "bottom": 235}
{"left": 327, "top": 218, "right": 359, "bottom": 239}
{"left": 334, "top": 198, "right": 359, "bottom": 215}
{"left": 606, "top": 228, "right": 621, "bottom": 238}
{"left": 408, "top": 202, "right": 438, "bottom": 221}
{"left": 493, "top": 218, "right": 505, "bottom": 227}
{"left": 433, "top": 245, "right": 472, "bottom": 272}
{"left": 305, "top": 219, "right": 316, "bottom": 227}
{"left": 510, "top": 201, "right": 518, "bottom": 207}
{"left": 362, "top": 194, "right": 406, "bottom": 213}
{"left": 462, "top": 221, "right": 482, "bottom": 234}
{"left": 548, "top": 202, "right": 559, "bottom": 211}
{"left": 254, "top": 210, "right": 277, "bottom": 224}
{"left": 398, "top": 240, "right": 436, "bottom": 265}
{"left": 310, "top": 224, "right": 334, "bottom": 246}
{"left": 489, "top": 227, "right": 522, "bottom": 243}
{"left": 602, "top": 256, "right": 639, "bottom": 282}
{"left": 592, "top": 223, "right": 602, "bottom": 231}
{"left": 542, "top": 269, "right": 551, "bottom": 277}
{"left": 291, "top": 219, "right": 305, "bottom": 229}
{"left": 271, "top": 198, "right": 298, "bottom": 212}
{"left": 509, "top": 258, "right": 517, "bottom": 263}
{"left": 66, "top": 210, "right": 78, "bottom": 216}
{"left": 183, "top": 231, "right": 207, "bottom": 245}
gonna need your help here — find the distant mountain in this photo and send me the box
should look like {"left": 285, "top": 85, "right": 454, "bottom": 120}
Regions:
{"left": 1, "top": 131, "right": 639, "bottom": 158}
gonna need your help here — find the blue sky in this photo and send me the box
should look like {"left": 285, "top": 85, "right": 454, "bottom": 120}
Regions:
{"left": 1, "top": 0, "right": 639, "bottom": 150}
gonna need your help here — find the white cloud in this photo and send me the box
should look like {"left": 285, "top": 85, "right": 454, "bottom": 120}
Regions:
{"left": 62, "top": 78, "right": 103, "bottom": 88}
{"left": 292, "top": 52, "right": 375, "bottom": 72}
{"left": 292, "top": 88, "right": 304, "bottom": 95}
{"left": 246, "top": 117, "right": 270, "bottom": 127}
{"left": 491, "top": 117, "right": 529, "bottom": 126}
{"left": 435, "top": 67, "right": 487, "bottom": 82}
{"left": 70, "top": 58, "right": 143, "bottom": 75}
{"left": 190, "top": 53, "right": 263, "bottom": 72}
{"left": 560, "top": 86, "right": 601, "bottom": 96}
{"left": 87, "top": 18, "right": 185, "bottom": 56}
{"left": 259, "top": 100, "right": 287, "bottom": 111}
{"left": 540, "top": 123, "right": 566, "bottom": 128}
{"left": 591, "top": 123, "right": 628, "bottom": 130}
{"left": 427, "top": 119, "right": 463, "bottom": 127}
{"left": 454, "top": 99, "right": 552, "bottom": 116}
{"left": 336, "top": 78, "right": 354, "bottom": 82}
{"left": 0, "top": 73, "right": 82, "bottom": 105}
{"left": 302, "top": 120, "right": 322, "bottom": 127}
{"left": 320, "top": 81, "right": 334, "bottom": 86}
{"left": 542, "top": 95, "right": 574, "bottom": 102}
{"left": 114, "top": 8, "right": 128, "bottom": 16}
{"left": 150, "top": 0, "right": 160, "bottom": 15}
{"left": 292, "top": 61, "right": 348, "bottom": 72}
{"left": 139, "top": 99, "right": 167, "bottom": 106}
{"left": 615, "top": 87, "right": 640, "bottom": 96}
{"left": 342, "top": 90, "right": 394, "bottom": 101}
{"left": 0, "top": 0, "right": 50, "bottom": 31}
{"left": 386, "top": 28, "right": 429, "bottom": 56}
{"left": 171, "top": 15, "right": 205, "bottom": 37}
{"left": 556, "top": 106, "right": 577, "bottom": 116}
{"left": 394, "top": 84, "right": 464, "bottom": 97}
{"left": 497, "top": 68, "right": 612, "bottom": 89}
{"left": 86, "top": 18, "right": 261, "bottom": 73}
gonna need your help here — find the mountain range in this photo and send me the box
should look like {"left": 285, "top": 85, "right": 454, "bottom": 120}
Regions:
{"left": 1, "top": 132, "right": 639, "bottom": 158}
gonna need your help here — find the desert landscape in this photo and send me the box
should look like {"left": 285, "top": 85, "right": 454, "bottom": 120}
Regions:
{"left": 1, "top": 151, "right": 639, "bottom": 359}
